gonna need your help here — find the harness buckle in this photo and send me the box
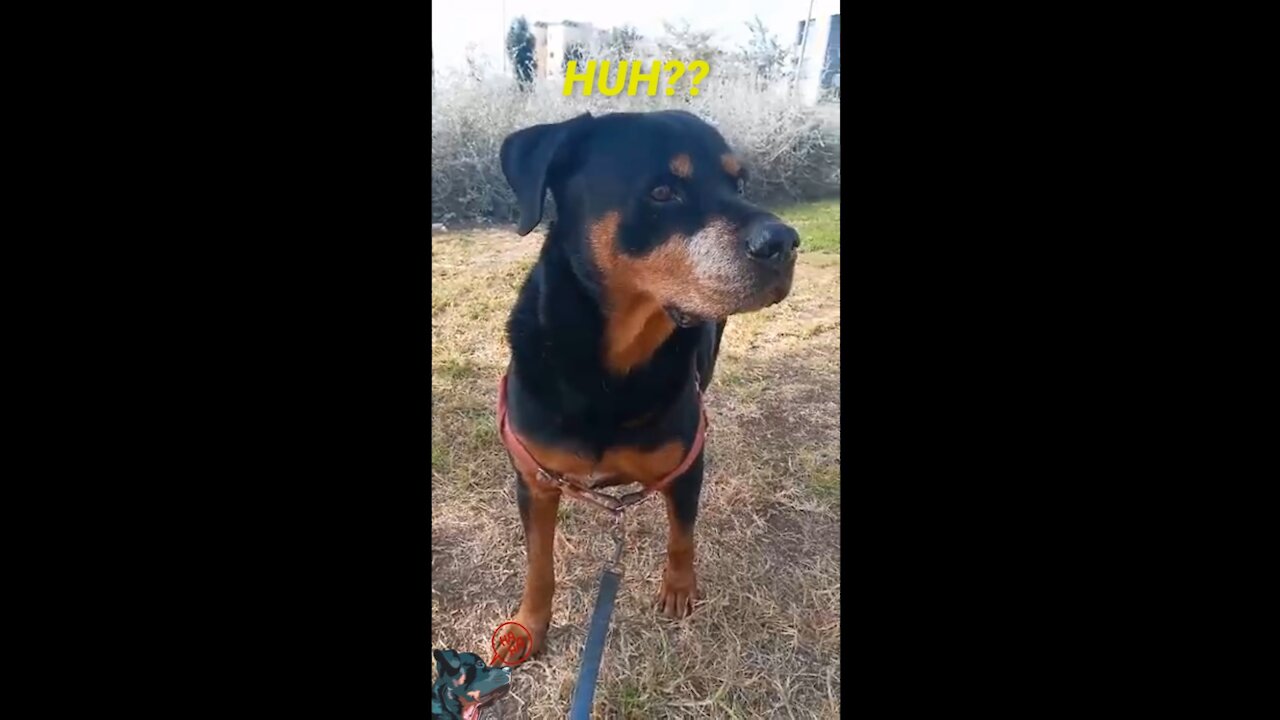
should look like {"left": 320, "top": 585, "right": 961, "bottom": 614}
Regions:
{"left": 615, "top": 490, "right": 651, "bottom": 510}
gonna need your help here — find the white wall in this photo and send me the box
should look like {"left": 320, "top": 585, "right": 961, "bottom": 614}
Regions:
{"left": 797, "top": 20, "right": 829, "bottom": 105}
{"left": 541, "top": 23, "right": 606, "bottom": 81}
{"left": 795, "top": 0, "right": 840, "bottom": 105}
{"left": 546, "top": 25, "right": 567, "bottom": 78}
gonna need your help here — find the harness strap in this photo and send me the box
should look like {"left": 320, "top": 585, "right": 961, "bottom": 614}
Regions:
{"left": 496, "top": 372, "right": 708, "bottom": 513}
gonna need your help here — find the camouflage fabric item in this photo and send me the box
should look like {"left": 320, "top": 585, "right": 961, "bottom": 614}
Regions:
{"left": 431, "top": 649, "right": 512, "bottom": 720}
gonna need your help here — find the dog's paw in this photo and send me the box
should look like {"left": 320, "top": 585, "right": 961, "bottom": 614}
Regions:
{"left": 654, "top": 570, "right": 701, "bottom": 619}
{"left": 494, "top": 611, "right": 547, "bottom": 665}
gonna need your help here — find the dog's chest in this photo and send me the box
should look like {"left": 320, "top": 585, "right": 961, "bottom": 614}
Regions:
{"left": 524, "top": 439, "right": 687, "bottom": 488}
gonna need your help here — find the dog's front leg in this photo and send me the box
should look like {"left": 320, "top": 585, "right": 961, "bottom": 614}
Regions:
{"left": 655, "top": 454, "right": 705, "bottom": 618}
{"left": 500, "top": 473, "right": 561, "bottom": 661}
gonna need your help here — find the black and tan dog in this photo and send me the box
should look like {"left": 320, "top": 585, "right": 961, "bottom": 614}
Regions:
{"left": 494, "top": 110, "right": 799, "bottom": 661}
{"left": 431, "top": 649, "right": 511, "bottom": 720}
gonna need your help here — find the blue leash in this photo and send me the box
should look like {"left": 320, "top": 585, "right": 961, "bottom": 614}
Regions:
{"left": 567, "top": 513, "right": 627, "bottom": 719}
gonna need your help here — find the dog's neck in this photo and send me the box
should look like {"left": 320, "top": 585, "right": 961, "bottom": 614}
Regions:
{"left": 598, "top": 283, "right": 677, "bottom": 376}
{"left": 505, "top": 224, "right": 701, "bottom": 435}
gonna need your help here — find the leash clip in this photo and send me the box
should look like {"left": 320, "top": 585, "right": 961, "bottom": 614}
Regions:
{"left": 607, "top": 512, "right": 626, "bottom": 572}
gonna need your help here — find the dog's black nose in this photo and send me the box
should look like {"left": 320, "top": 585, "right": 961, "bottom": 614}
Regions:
{"left": 746, "top": 221, "right": 801, "bottom": 263}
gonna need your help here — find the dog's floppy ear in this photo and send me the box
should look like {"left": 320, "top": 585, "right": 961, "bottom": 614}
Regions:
{"left": 500, "top": 113, "right": 592, "bottom": 236}
{"left": 433, "top": 649, "right": 460, "bottom": 674}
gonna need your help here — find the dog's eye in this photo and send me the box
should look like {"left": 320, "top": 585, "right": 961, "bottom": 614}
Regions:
{"left": 650, "top": 185, "right": 675, "bottom": 202}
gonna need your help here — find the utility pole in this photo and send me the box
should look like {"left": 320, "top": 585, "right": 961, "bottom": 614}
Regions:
{"left": 793, "top": 0, "right": 815, "bottom": 94}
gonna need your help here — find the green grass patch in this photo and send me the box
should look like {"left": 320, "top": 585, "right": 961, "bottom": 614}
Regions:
{"left": 802, "top": 454, "right": 841, "bottom": 504}
{"left": 431, "top": 443, "right": 450, "bottom": 473}
{"left": 434, "top": 357, "right": 477, "bottom": 379}
{"left": 811, "top": 467, "right": 839, "bottom": 500}
{"left": 616, "top": 682, "right": 655, "bottom": 719}
{"left": 774, "top": 198, "right": 840, "bottom": 254}
{"left": 466, "top": 414, "right": 498, "bottom": 448}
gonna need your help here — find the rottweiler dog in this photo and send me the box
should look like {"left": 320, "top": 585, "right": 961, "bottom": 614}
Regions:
{"left": 431, "top": 649, "right": 511, "bottom": 720}
{"left": 494, "top": 110, "right": 799, "bottom": 661}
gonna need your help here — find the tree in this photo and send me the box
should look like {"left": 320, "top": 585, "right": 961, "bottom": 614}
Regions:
{"left": 604, "top": 24, "right": 641, "bottom": 59}
{"left": 562, "top": 43, "right": 585, "bottom": 74}
{"left": 463, "top": 43, "right": 487, "bottom": 84}
{"left": 657, "top": 19, "right": 722, "bottom": 64}
{"left": 657, "top": 20, "right": 723, "bottom": 96}
{"left": 581, "top": 25, "right": 642, "bottom": 91}
{"left": 505, "top": 16, "right": 536, "bottom": 88}
{"left": 739, "top": 16, "right": 791, "bottom": 84}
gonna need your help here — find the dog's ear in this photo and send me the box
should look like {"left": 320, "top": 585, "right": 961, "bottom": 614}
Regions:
{"left": 500, "top": 113, "right": 592, "bottom": 236}
{"left": 433, "top": 649, "right": 460, "bottom": 674}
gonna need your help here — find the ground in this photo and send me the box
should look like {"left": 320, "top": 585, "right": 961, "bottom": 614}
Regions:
{"left": 431, "top": 201, "right": 841, "bottom": 719}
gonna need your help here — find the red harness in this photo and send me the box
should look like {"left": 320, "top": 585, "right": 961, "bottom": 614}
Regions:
{"left": 497, "top": 372, "right": 708, "bottom": 514}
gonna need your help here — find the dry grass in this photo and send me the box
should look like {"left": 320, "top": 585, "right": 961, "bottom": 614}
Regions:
{"left": 431, "top": 223, "right": 841, "bottom": 719}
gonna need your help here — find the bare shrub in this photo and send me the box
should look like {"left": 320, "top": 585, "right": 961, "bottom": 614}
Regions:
{"left": 430, "top": 67, "right": 839, "bottom": 225}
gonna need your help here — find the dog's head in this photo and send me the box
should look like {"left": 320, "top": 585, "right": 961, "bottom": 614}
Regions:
{"left": 432, "top": 649, "right": 511, "bottom": 720}
{"left": 500, "top": 110, "right": 798, "bottom": 325}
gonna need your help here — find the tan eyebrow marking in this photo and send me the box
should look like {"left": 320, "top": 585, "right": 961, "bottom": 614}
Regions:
{"left": 670, "top": 154, "right": 693, "bottom": 178}
{"left": 721, "top": 153, "right": 741, "bottom": 177}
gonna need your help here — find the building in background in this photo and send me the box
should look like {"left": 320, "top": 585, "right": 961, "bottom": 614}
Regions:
{"left": 532, "top": 20, "right": 608, "bottom": 81}
{"left": 794, "top": 1, "right": 840, "bottom": 105}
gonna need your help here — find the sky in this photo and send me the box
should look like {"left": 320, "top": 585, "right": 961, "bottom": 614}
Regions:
{"left": 431, "top": 0, "right": 833, "bottom": 71}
